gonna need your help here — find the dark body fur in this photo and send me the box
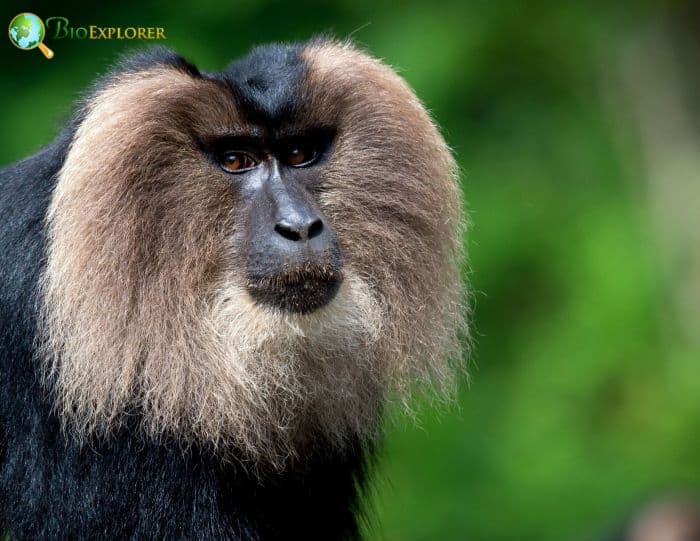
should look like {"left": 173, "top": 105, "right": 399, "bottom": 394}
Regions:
{"left": 0, "top": 46, "right": 368, "bottom": 541}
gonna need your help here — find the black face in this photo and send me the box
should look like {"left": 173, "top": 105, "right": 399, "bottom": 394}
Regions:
{"left": 208, "top": 130, "right": 343, "bottom": 314}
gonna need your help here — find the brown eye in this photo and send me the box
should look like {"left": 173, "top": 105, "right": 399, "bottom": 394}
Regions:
{"left": 220, "top": 151, "right": 257, "bottom": 173}
{"left": 285, "top": 146, "right": 317, "bottom": 167}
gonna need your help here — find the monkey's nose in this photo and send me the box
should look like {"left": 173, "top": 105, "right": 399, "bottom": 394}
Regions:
{"left": 274, "top": 218, "right": 324, "bottom": 242}
{"left": 246, "top": 197, "right": 343, "bottom": 313}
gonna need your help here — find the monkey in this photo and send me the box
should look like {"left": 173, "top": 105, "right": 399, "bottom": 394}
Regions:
{"left": 0, "top": 39, "right": 466, "bottom": 540}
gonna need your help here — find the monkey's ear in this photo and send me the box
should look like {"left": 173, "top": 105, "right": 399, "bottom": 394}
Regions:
{"left": 112, "top": 46, "right": 201, "bottom": 79}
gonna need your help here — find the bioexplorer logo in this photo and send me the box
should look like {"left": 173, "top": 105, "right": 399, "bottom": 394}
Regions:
{"left": 8, "top": 13, "right": 54, "bottom": 58}
{"left": 8, "top": 13, "right": 166, "bottom": 59}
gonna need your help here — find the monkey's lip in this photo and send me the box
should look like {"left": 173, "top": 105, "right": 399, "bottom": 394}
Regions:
{"left": 245, "top": 267, "right": 344, "bottom": 314}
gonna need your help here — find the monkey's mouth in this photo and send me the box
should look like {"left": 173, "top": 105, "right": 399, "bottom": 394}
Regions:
{"left": 245, "top": 266, "right": 344, "bottom": 314}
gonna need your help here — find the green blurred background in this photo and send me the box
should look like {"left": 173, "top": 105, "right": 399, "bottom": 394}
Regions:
{"left": 2, "top": 1, "right": 699, "bottom": 540}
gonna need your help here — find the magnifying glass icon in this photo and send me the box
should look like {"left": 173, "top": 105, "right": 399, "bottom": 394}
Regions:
{"left": 8, "top": 13, "right": 55, "bottom": 59}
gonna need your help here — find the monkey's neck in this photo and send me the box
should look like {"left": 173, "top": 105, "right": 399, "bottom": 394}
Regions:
{"left": 212, "top": 441, "right": 372, "bottom": 539}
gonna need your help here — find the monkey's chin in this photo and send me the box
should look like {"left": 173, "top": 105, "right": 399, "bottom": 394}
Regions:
{"left": 246, "top": 276, "right": 343, "bottom": 314}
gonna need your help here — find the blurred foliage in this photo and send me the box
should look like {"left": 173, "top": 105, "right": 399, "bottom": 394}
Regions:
{"left": 2, "top": 0, "right": 699, "bottom": 540}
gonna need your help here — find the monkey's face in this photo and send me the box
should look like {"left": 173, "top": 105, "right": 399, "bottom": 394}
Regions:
{"left": 41, "top": 41, "right": 466, "bottom": 466}
{"left": 206, "top": 129, "right": 343, "bottom": 315}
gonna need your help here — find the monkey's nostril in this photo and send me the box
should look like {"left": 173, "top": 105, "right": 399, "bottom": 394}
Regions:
{"left": 274, "top": 223, "right": 302, "bottom": 241}
{"left": 308, "top": 219, "right": 323, "bottom": 239}
{"left": 274, "top": 219, "right": 324, "bottom": 242}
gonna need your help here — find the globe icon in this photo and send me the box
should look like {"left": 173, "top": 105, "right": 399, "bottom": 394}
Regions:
{"left": 8, "top": 12, "right": 54, "bottom": 59}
